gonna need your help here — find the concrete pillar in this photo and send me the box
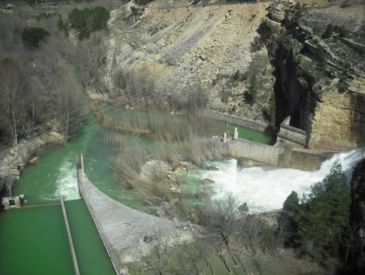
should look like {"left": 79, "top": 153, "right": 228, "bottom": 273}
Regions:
{"left": 14, "top": 197, "right": 21, "bottom": 208}
{"left": 80, "top": 153, "right": 84, "bottom": 173}
{"left": 234, "top": 127, "right": 239, "bottom": 140}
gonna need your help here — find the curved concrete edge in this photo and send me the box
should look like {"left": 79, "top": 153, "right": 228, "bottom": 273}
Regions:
{"left": 77, "top": 169, "right": 197, "bottom": 274}
{"left": 77, "top": 169, "right": 122, "bottom": 275}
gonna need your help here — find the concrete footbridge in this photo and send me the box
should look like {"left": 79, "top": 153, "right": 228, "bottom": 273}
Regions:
{"left": 77, "top": 155, "right": 197, "bottom": 274}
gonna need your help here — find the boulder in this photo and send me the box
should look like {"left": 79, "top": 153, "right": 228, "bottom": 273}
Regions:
{"left": 194, "top": 192, "right": 209, "bottom": 201}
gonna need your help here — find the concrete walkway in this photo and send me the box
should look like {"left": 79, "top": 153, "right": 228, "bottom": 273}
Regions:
{"left": 77, "top": 169, "right": 196, "bottom": 274}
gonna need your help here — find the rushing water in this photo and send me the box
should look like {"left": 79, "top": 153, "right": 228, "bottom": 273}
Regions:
{"left": 195, "top": 150, "right": 363, "bottom": 213}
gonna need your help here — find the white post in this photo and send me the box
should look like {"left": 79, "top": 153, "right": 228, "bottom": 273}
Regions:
{"left": 234, "top": 127, "right": 239, "bottom": 140}
{"left": 80, "top": 153, "right": 84, "bottom": 173}
{"left": 223, "top": 132, "right": 227, "bottom": 143}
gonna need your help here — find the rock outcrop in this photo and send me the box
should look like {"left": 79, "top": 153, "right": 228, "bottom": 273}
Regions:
{"left": 105, "top": 0, "right": 275, "bottom": 122}
{"left": 98, "top": 0, "right": 365, "bottom": 150}
{"left": 259, "top": 0, "right": 365, "bottom": 149}
{"left": 0, "top": 131, "right": 65, "bottom": 195}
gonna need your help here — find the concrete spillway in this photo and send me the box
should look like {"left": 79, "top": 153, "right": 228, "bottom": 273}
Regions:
{"left": 60, "top": 197, "right": 80, "bottom": 275}
{"left": 77, "top": 166, "right": 196, "bottom": 274}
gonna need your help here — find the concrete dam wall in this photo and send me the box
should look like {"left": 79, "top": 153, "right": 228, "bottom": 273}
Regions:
{"left": 224, "top": 139, "right": 283, "bottom": 166}
{"left": 218, "top": 138, "right": 334, "bottom": 171}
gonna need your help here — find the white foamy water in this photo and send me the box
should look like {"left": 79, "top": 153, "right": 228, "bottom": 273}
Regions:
{"left": 199, "top": 150, "right": 363, "bottom": 213}
{"left": 55, "top": 159, "right": 80, "bottom": 201}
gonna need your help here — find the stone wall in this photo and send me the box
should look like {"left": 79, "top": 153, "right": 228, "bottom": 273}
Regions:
{"left": 278, "top": 148, "right": 333, "bottom": 171}
{"left": 201, "top": 110, "right": 269, "bottom": 132}
{"left": 276, "top": 117, "right": 307, "bottom": 147}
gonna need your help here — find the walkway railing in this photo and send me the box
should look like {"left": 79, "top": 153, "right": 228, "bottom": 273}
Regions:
{"left": 60, "top": 196, "right": 81, "bottom": 275}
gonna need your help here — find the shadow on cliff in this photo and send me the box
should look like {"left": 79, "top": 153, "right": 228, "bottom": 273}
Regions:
{"left": 350, "top": 93, "right": 365, "bottom": 147}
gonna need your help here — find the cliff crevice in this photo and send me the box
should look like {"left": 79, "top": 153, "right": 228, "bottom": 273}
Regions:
{"left": 259, "top": 0, "right": 365, "bottom": 149}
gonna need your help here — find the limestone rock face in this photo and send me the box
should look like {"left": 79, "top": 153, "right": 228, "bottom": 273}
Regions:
{"left": 309, "top": 91, "right": 365, "bottom": 149}
{"left": 106, "top": 0, "right": 274, "bottom": 122}
{"left": 267, "top": 0, "right": 294, "bottom": 23}
{"left": 260, "top": 0, "right": 365, "bottom": 150}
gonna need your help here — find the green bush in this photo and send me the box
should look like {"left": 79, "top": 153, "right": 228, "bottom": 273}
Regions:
{"left": 21, "top": 27, "right": 50, "bottom": 48}
{"left": 58, "top": 15, "right": 69, "bottom": 37}
{"left": 283, "top": 191, "right": 299, "bottom": 212}
{"left": 315, "top": 47, "right": 327, "bottom": 66}
{"left": 283, "top": 162, "right": 350, "bottom": 262}
{"left": 248, "top": 74, "right": 257, "bottom": 102}
{"left": 69, "top": 7, "right": 110, "bottom": 40}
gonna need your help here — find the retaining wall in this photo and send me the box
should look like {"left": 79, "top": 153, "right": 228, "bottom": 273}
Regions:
{"left": 277, "top": 124, "right": 307, "bottom": 147}
{"left": 201, "top": 110, "right": 269, "bottom": 133}
{"left": 278, "top": 148, "right": 333, "bottom": 171}
{"left": 222, "top": 138, "right": 283, "bottom": 166}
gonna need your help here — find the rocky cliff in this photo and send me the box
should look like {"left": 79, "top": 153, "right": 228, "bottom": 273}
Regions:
{"left": 259, "top": 0, "right": 365, "bottom": 149}
{"left": 105, "top": 0, "right": 275, "bottom": 122}
{"left": 102, "top": 0, "right": 365, "bottom": 150}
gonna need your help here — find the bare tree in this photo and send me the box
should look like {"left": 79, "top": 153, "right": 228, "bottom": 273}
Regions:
{"left": 200, "top": 196, "right": 249, "bottom": 274}
{"left": 72, "top": 32, "right": 108, "bottom": 94}
{"left": 0, "top": 55, "right": 27, "bottom": 145}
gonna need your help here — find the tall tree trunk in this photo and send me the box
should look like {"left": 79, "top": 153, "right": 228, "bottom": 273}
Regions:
{"left": 11, "top": 109, "right": 17, "bottom": 145}
{"left": 64, "top": 106, "right": 70, "bottom": 142}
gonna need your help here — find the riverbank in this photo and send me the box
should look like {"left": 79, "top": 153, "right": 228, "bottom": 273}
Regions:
{"left": 0, "top": 131, "right": 65, "bottom": 196}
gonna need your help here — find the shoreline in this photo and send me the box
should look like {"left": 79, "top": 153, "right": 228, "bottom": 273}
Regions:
{"left": 0, "top": 131, "right": 65, "bottom": 197}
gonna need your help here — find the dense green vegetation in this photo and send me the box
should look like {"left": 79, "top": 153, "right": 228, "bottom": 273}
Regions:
{"left": 57, "top": 15, "right": 69, "bottom": 36}
{"left": 21, "top": 27, "right": 50, "bottom": 48}
{"left": 69, "top": 7, "right": 110, "bottom": 40}
{"left": 283, "top": 162, "right": 351, "bottom": 263}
